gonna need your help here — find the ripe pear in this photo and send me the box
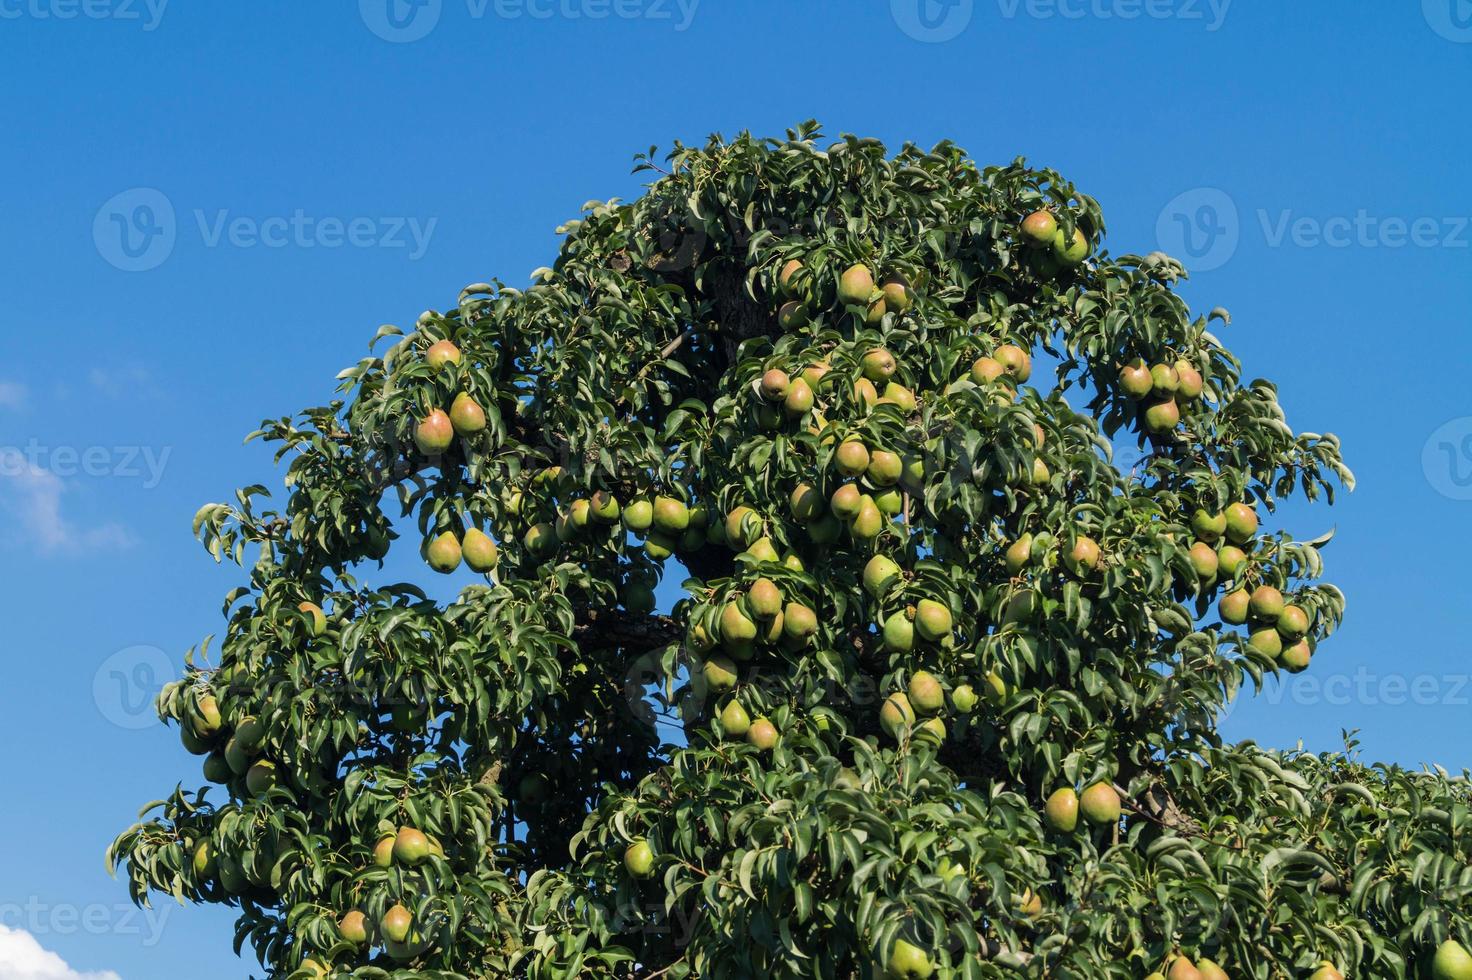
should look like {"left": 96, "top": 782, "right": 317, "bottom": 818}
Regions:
{"left": 951, "top": 684, "right": 977, "bottom": 713}
{"left": 881, "top": 274, "right": 913, "bottom": 313}
{"left": 883, "top": 610, "right": 915, "bottom": 652}
{"left": 373, "top": 835, "right": 395, "bottom": 868}
{"left": 837, "top": 263, "right": 875, "bottom": 306}
{"left": 1191, "top": 509, "right": 1227, "bottom": 541}
{"left": 1175, "top": 360, "right": 1205, "bottom": 399}
{"left": 449, "top": 392, "right": 487, "bottom": 435}
{"left": 1308, "top": 964, "right": 1344, "bottom": 980}
{"left": 887, "top": 939, "right": 934, "bottom": 979}
{"left": 1119, "top": 358, "right": 1154, "bottom": 399}
{"left": 1220, "top": 589, "right": 1250, "bottom": 624}
{"left": 1005, "top": 534, "right": 1034, "bottom": 574}
{"left": 297, "top": 602, "right": 327, "bottom": 637}
{"left": 900, "top": 454, "right": 925, "bottom": 493}
{"left": 863, "top": 554, "right": 903, "bottom": 598}
{"left": 426, "top": 531, "right": 462, "bottom": 573}
{"left": 746, "top": 717, "right": 778, "bottom": 751}
{"left": 393, "top": 827, "right": 431, "bottom": 866}
{"left": 879, "top": 692, "right": 916, "bottom": 739}
{"left": 724, "top": 506, "right": 759, "bottom": 547}
{"left": 914, "top": 599, "right": 953, "bottom": 642}
{"left": 1196, "top": 959, "right": 1228, "bottom": 980}
{"left": 759, "top": 368, "right": 790, "bottom": 401}
{"left": 907, "top": 671, "right": 946, "bottom": 715}
{"left": 777, "top": 300, "right": 808, "bottom": 330}
{"left": 245, "top": 759, "right": 277, "bottom": 795}
{"left": 784, "top": 377, "right": 815, "bottom": 416}
{"left": 801, "top": 360, "right": 830, "bottom": 389}
{"left": 1188, "top": 541, "right": 1219, "bottom": 579}
{"left": 191, "top": 694, "right": 223, "bottom": 737}
{"left": 645, "top": 532, "right": 677, "bottom": 560}
{"left": 1020, "top": 209, "right": 1059, "bottom": 246}
{"left": 790, "top": 483, "right": 823, "bottom": 522}
{"left": 703, "top": 654, "right": 739, "bottom": 693}
{"left": 380, "top": 904, "right": 413, "bottom": 944}
{"left": 622, "top": 499, "right": 654, "bottom": 532}
{"left": 864, "top": 293, "right": 888, "bottom": 325}
{"left": 1435, "top": 940, "right": 1472, "bottom": 980}
{"left": 1168, "top": 958, "right": 1202, "bottom": 980}
{"left": 830, "top": 483, "right": 863, "bottom": 519}
{"left": 1216, "top": 544, "right": 1247, "bottom": 578}
{"left": 861, "top": 347, "right": 897, "bottom": 382}
{"left": 414, "top": 409, "right": 455, "bottom": 454}
{"left": 1144, "top": 398, "right": 1181, "bottom": 433}
{"left": 1280, "top": 638, "right": 1312, "bottom": 672}
{"left": 1045, "top": 787, "right": 1080, "bottom": 832}
{"left": 719, "top": 700, "right": 751, "bottom": 736}
{"left": 652, "top": 496, "right": 690, "bottom": 533}
{"left": 854, "top": 376, "right": 880, "bottom": 406}
{"left": 850, "top": 496, "right": 884, "bottom": 540}
{"left": 589, "top": 490, "right": 621, "bottom": 523}
{"left": 916, "top": 716, "right": 946, "bottom": 744}
{"left": 1249, "top": 585, "right": 1285, "bottom": 620}
{"left": 747, "top": 578, "right": 783, "bottom": 620}
{"left": 744, "top": 537, "right": 780, "bottom": 563}
{"left": 984, "top": 671, "right": 1008, "bottom": 703}
{"left": 462, "top": 528, "right": 499, "bottom": 572}
{"left": 1223, "top": 502, "right": 1258, "bottom": 543}
{"left": 1079, "top": 782, "right": 1121, "bottom": 825}
{"left": 836, "top": 439, "right": 871, "bottom": 477}
{"left": 1277, "top": 605, "right": 1310, "bottom": 638}
{"left": 783, "top": 602, "right": 817, "bottom": 641}
{"left": 1247, "top": 626, "right": 1284, "bottom": 659}
{"left": 425, "top": 339, "right": 462, "bottom": 371}
{"left": 1067, "top": 535, "right": 1101, "bottom": 573}
{"left": 339, "top": 909, "right": 369, "bottom": 945}
{"left": 1150, "top": 362, "right": 1180, "bottom": 394}
{"left": 880, "top": 382, "right": 917, "bottom": 413}
{"left": 971, "top": 356, "right": 1006, "bottom": 386}
{"left": 523, "top": 522, "right": 557, "bottom": 559}
{"left": 720, "top": 602, "right": 758, "bottom": 645}
{"left": 778, "top": 258, "right": 803, "bottom": 296}
{"left": 874, "top": 487, "right": 904, "bottom": 516}
{"left": 995, "top": 344, "right": 1032, "bottom": 382}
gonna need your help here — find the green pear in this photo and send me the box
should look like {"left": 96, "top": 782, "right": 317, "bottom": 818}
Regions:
{"left": 907, "top": 671, "right": 945, "bottom": 714}
{"left": 746, "top": 717, "right": 778, "bottom": 751}
{"left": 850, "top": 496, "right": 884, "bottom": 540}
{"left": 879, "top": 693, "right": 915, "bottom": 740}
{"left": 644, "top": 532, "right": 677, "bottom": 560}
{"left": 1005, "top": 534, "right": 1033, "bottom": 574}
{"left": 1216, "top": 544, "right": 1247, "bottom": 578}
{"left": 393, "top": 827, "right": 431, "bottom": 866}
{"left": 790, "top": 483, "right": 824, "bottom": 522}
{"left": 380, "top": 904, "right": 413, "bottom": 944}
{"left": 1053, "top": 226, "right": 1089, "bottom": 263}
{"left": 372, "top": 835, "right": 395, "bottom": 868}
{"left": 622, "top": 499, "right": 654, "bottom": 532}
{"left": 1280, "top": 638, "right": 1312, "bottom": 672}
{"left": 297, "top": 602, "right": 327, "bottom": 637}
{"left": 1308, "top": 964, "right": 1344, "bottom": 980}
{"left": 1220, "top": 589, "right": 1250, "bottom": 624}
{"left": 652, "top": 496, "right": 690, "bottom": 533}
{"left": 1119, "top": 358, "right": 1154, "bottom": 399}
{"left": 838, "top": 263, "right": 875, "bottom": 306}
{"left": 523, "top": 522, "right": 557, "bottom": 560}
{"left": 725, "top": 505, "right": 761, "bottom": 547}
{"left": 1045, "top": 787, "right": 1079, "bottom": 832}
{"left": 783, "top": 377, "right": 814, "bottom": 416}
{"left": 861, "top": 347, "right": 897, "bottom": 382}
{"left": 914, "top": 599, "right": 953, "bottom": 642}
{"left": 1188, "top": 541, "right": 1219, "bottom": 579}
{"left": 589, "top": 489, "right": 621, "bottom": 523}
{"left": 744, "top": 537, "right": 780, "bottom": 563}
{"left": 971, "top": 356, "right": 1006, "bottom": 385}
{"left": 874, "top": 487, "right": 904, "bottom": 515}
{"left": 882, "top": 610, "right": 914, "bottom": 652}
{"left": 720, "top": 602, "right": 758, "bottom": 645}
{"left": 863, "top": 555, "right": 903, "bottom": 597}
{"left": 835, "top": 438, "right": 870, "bottom": 477}
{"left": 245, "top": 759, "right": 277, "bottom": 795}
{"left": 719, "top": 700, "right": 751, "bottom": 736}
{"left": 778, "top": 258, "right": 803, "bottom": 296}
{"left": 339, "top": 909, "right": 369, "bottom": 945}
{"left": 1247, "top": 627, "right": 1283, "bottom": 659}
{"left": 702, "top": 655, "right": 739, "bottom": 693}
{"left": 202, "top": 752, "right": 232, "bottom": 784}
{"left": 449, "top": 392, "right": 487, "bottom": 435}
{"left": 951, "top": 684, "right": 977, "bottom": 713}
{"left": 879, "top": 382, "right": 917, "bottom": 413}
{"left": 1224, "top": 502, "right": 1258, "bottom": 543}
{"left": 192, "top": 840, "right": 216, "bottom": 880}
{"left": 462, "top": 528, "right": 499, "bottom": 572}
{"left": 777, "top": 300, "right": 808, "bottom": 329}
{"left": 190, "top": 694, "right": 223, "bottom": 738}
{"left": 1143, "top": 398, "right": 1180, "bottom": 433}
{"left": 1277, "top": 605, "right": 1310, "bottom": 638}
{"left": 1175, "top": 360, "right": 1205, "bottom": 399}
{"left": 881, "top": 274, "right": 913, "bottom": 313}
{"left": 1435, "top": 941, "right": 1472, "bottom": 980}
{"left": 830, "top": 483, "right": 863, "bottom": 519}
{"left": 747, "top": 579, "right": 782, "bottom": 620}
{"left": 1196, "top": 959, "right": 1228, "bottom": 980}
{"left": 782, "top": 603, "right": 817, "bottom": 642}
{"left": 1249, "top": 585, "right": 1285, "bottom": 620}
{"left": 426, "top": 531, "right": 462, "bottom": 573}
{"left": 1168, "top": 959, "right": 1202, "bottom": 980}
{"left": 886, "top": 938, "right": 934, "bottom": 979}
{"left": 1150, "top": 362, "right": 1180, "bottom": 393}
{"left": 1191, "top": 508, "right": 1226, "bottom": 540}
{"left": 995, "top": 344, "right": 1032, "bottom": 382}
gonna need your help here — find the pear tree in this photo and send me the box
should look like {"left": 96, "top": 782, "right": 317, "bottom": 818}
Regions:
{"left": 110, "top": 123, "right": 1472, "bottom": 978}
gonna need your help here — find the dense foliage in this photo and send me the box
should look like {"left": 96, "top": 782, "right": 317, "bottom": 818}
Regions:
{"left": 110, "top": 123, "right": 1472, "bottom": 979}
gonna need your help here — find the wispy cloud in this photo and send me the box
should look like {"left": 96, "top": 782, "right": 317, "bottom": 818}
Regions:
{"left": 0, "top": 450, "right": 135, "bottom": 555}
{"left": 0, "top": 381, "right": 27, "bottom": 409}
{"left": 0, "top": 925, "right": 122, "bottom": 980}
{"left": 88, "top": 364, "right": 159, "bottom": 400}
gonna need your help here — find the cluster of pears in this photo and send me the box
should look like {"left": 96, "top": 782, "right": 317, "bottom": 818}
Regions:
{"left": 699, "top": 575, "right": 818, "bottom": 663}
{"left": 774, "top": 257, "right": 914, "bottom": 331}
{"left": 1118, "top": 353, "right": 1205, "bottom": 435}
{"left": 1018, "top": 209, "right": 1093, "bottom": 266}
{"left": 1043, "top": 782, "right": 1122, "bottom": 832}
{"left": 1145, "top": 954, "right": 1232, "bottom": 980}
{"left": 424, "top": 525, "right": 500, "bottom": 575}
{"left": 413, "top": 340, "right": 488, "bottom": 454}
{"left": 181, "top": 692, "right": 285, "bottom": 799}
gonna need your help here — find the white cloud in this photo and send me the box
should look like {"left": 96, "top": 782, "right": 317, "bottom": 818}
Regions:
{"left": 0, "top": 381, "right": 26, "bottom": 409}
{"left": 87, "top": 365, "right": 158, "bottom": 400}
{"left": 0, "top": 450, "right": 135, "bottom": 554}
{"left": 0, "top": 926, "right": 122, "bottom": 980}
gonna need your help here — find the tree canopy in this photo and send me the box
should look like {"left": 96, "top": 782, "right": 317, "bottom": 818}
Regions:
{"left": 110, "top": 122, "right": 1472, "bottom": 980}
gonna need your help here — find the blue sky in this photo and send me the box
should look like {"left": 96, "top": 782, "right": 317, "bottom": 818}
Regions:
{"left": 1, "top": 2, "right": 1469, "bottom": 977}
